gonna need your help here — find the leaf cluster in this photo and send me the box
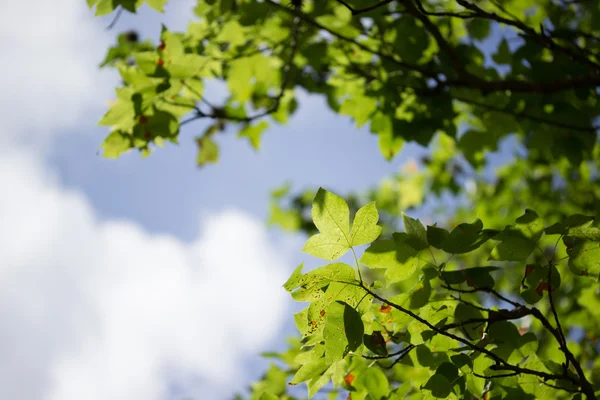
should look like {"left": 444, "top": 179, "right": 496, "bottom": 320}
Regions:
{"left": 252, "top": 188, "right": 600, "bottom": 400}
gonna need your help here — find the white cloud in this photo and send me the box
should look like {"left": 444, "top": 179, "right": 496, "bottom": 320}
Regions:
{"left": 0, "top": 0, "right": 115, "bottom": 149}
{"left": 0, "top": 150, "right": 290, "bottom": 400}
{"left": 0, "top": 2, "right": 296, "bottom": 399}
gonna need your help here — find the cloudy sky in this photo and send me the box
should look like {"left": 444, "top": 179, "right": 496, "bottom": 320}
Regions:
{"left": 0, "top": 1, "right": 431, "bottom": 399}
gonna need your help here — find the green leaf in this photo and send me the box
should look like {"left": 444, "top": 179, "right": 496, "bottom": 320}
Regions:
{"left": 283, "top": 263, "right": 305, "bottom": 292}
{"left": 302, "top": 234, "right": 350, "bottom": 262}
{"left": 389, "top": 382, "right": 412, "bottom": 399}
{"left": 402, "top": 212, "right": 428, "bottom": 250}
{"left": 360, "top": 239, "right": 419, "bottom": 284}
{"left": 409, "top": 277, "right": 431, "bottom": 309}
{"left": 545, "top": 214, "right": 595, "bottom": 236}
{"left": 436, "top": 362, "right": 459, "bottom": 386}
{"left": 146, "top": 0, "right": 168, "bottom": 11}
{"left": 492, "top": 38, "right": 512, "bottom": 64}
{"left": 424, "top": 373, "right": 452, "bottom": 398}
{"left": 568, "top": 240, "right": 600, "bottom": 280}
{"left": 228, "top": 58, "right": 255, "bottom": 102}
{"left": 98, "top": 96, "right": 136, "bottom": 131}
{"left": 355, "top": 368, "right": 389, "bottom": 400}
{"left": 239, "top": 121, "right": 269, "bottom": 150}
{"left": 454, "top": 303, "right": 484, "bottom": 339}
{"left": 102, "top": 131, "right": 132, "bottom": 158}
{"left": 283, "top": 262, "right": 356, "bottom": 301}
{"left": 311, "top": 189, "right": 350, "bottom": 234}
{"left": 216, "top": 20, "right": 246, "bottom": 46}
{"left": 490, "top": 226, "right": 537, "bottom": 261}
{"left": 444, "top": 219, "right": 485, "bottom": 253}
{"left": 466, "top": 18, "right": 491, "bottom": 40}
{"left": 441, "top": 266, "right": 498, "bottom": 289}
{"left": 303, "top": 189, "right": 382, "bottom": 260}
{"left": 568, "top": 226, "right": 600, "bottom": 240}
{"left": 487, "top": 320, "right": 521, "bottom": 346}
{"left": 294, "top": 308, "right": 309, "bottom": 336}
{"left": 351, "top": 202, "right": 382, "bottom": 246}
{"left": 268, "top": 203, "right": 301, "bottom": 232}
{"left": 290, "top": 357, "right": 329, "bottom": 384}
{"left": 302, "top": 188, "right": 351, "bottom": 260}
{"left": 339, "top": 95, "right": 377, "bottom": 128}
{"left": 427, "top": 220, "right": 497, "bottom": 254}
{"left": 520, "top": 264, "right": 560, "bottom": 304}
{"left": 364, "top": 331, "right": 388, "bottom": 356}
{"left": 515, "top": 209, "right": 544, "bottom": 241}
{"left": 451, "top": 353, "right": 472, "bottom": 370}
{"left": 427, "top": 225, "right": 449, "bottom": 249}
{"left": 196, "top": 135, "right": 219, "bottom": 167}
{"left": 93, "top": 0, "right": 134, "bottom": 16}
{"left": 422, "top": 263, "right": 439, "bottom": 279}
{"left": 168, "top": 54, "right": 206, "bottom": 79}
{"left": 323, "top": 301, "right": 364, "bottom": 363}
{"left": 371, "top": 112, "right": 403, "bottom": 160}
{"left": 303, "top": 280, "right": 368, "bottom": 336}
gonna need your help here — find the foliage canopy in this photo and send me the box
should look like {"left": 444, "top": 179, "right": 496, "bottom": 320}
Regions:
{"left": 88, "top": 0, "right": 600, "bottom": 399}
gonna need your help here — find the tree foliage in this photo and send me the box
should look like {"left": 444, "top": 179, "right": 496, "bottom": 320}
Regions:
{"left": 88, "top": 0, "right": 600, "bottom": 398}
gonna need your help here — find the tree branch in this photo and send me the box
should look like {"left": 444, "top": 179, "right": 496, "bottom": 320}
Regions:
{"left": 546, "top": 266, "right": 596, "bottom": 399}
{"left": 453, "top": 95, "right": 598, "bottom": 133}
{"left": 334, "top": 0, "right": 395, "bottom": 15}
{"left": 409, "top": 0, "right": 468, "bottom": 79}
{"left": 456, "top": 0, "right": 600, "bottom": 71}
{"left": 265, "top": 0, "right": 434, "bottom": 78}
{"left": 441, "top": 284, "right": 523, "bottom": 308}
{"left": 548, "top": 265, "right": 568, "bottom": 368}
{"left": 355, "top": 282, "right": 580, "bottom": 386}
{"left": 473, "top": 371, "right": 519, "bottom": 379}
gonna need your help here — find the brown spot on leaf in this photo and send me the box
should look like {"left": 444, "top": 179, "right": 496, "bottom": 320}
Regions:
{"left": 466, "top": 276, "right": 476, "bottom": 288}
{"left": 379, "top": 304, "right": 391, "bottom": 314}
{"left": 525, "top": 264, "right": 534, "bottom": 277}
{"left": 535, "top": 282, "right": 549, "bottom": 295}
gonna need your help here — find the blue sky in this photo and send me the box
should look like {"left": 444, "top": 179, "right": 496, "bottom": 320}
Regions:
{"left": 0, "top": 1, "right": 519, "bottom": 399}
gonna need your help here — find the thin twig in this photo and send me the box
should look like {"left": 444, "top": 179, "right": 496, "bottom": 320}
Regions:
{"left": 264, "top": 0, "right": 434, "bottom": 78}
{"left": 106, "top": 6, "right": 124, "bottom": 30}
{"left": 362, "top": 345, "right": 413, "bottom": 360}
{"left": 547, "top": 265, "right": 569, "bottom": 370}
{"left": 453, "top": 95, "right": 598, "bottom": 133}
{"left": 355, "top": 282, "right": 579, "bottom": 385}
{"left": 441, "top": 284, "right": 523, "bottom": 308}
{"left": 385, "top": 345, "right": 415, "bottom": 369}
{"left": 334, "top": 0, "right": 395, "bottom": 15}
{"left": 473, "top": 371, "right": 519, "bottom": 379}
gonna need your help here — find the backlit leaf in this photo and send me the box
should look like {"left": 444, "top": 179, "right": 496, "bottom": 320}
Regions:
{"left": 323, "top": 301, "right": 364, "bottom": 363}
